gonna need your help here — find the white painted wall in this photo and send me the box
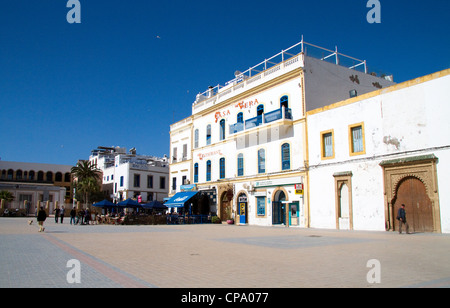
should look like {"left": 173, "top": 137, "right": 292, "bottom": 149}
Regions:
{"left": 307, "top": 70, "right": 450, "bottom": 232}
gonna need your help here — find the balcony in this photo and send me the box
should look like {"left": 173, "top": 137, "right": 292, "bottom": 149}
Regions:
{"left": 229, "top": 107, "right": 292, "bottom": 135}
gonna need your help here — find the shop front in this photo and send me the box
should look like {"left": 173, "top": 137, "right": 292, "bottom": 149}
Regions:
{"left": 241, "top": 175, "right": 306, "bottom": 227}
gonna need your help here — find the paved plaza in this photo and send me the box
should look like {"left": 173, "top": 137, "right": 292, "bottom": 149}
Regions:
{"left": 1, "top": 217, "right": 450, "bottom": 288}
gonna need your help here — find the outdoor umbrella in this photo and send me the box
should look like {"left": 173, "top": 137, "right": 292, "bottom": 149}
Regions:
{"left": 92, "top": 199, "right": 115, "bottom": 207}
{"left": 142, "top": 201, "right": 167, "bottom": 210}
{"left": 117, "top": 198, "right": 141, "bottom": 208}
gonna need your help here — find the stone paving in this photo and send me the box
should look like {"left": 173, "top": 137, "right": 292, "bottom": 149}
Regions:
{"left": 1, "top": 217, "right": 450, "bottom": 288}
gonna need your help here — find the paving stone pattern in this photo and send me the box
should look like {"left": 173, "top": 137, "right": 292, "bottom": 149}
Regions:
{"left": 1, "top": 217, "right": 450, "bottom": 288}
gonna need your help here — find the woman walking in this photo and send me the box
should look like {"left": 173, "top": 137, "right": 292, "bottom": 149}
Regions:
{"left": 37, "top": 206, "right": 47, "bottom": 232}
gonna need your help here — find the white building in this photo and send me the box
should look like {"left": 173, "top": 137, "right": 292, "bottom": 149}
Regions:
{"left": 307, "top": 69, "right": 450, "bottom": 233}
{"left": 169, "top": 38, "right": 395, "bottom": 226}
{"left": 89, "top": 146, "right": 169, "bottom": 203}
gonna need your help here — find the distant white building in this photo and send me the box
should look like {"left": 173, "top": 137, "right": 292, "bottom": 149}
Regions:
{"left": 89, "top": 146, "right": 169, "bottom": 203}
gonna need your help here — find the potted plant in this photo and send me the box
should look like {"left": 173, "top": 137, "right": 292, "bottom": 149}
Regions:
{"left": 225, "top": 206, "right": 234, "bottom": 224}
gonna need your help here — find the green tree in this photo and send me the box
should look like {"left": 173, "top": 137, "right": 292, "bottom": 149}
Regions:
{"left": 71, "top": 161, "right": 101, "bottom": 207}
{"left": 0, "top": 190, "right": 15, "bottom": 205}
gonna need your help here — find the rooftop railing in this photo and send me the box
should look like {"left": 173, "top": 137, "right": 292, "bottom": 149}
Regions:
{"left": 193, "top": 36, "right": 370, "bottom": 108}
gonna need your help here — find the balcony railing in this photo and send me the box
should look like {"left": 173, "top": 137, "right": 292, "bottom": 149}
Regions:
{"left": 229, "top": 107, "right": 292, "bottom": 135}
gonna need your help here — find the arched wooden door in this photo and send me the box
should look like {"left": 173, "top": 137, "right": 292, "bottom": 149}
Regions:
{"left": 393, "top": 177, "right": 433, "bottom": 233}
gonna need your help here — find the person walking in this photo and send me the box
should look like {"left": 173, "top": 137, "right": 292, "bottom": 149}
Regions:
{"left": 397, "top": 204, "right": 410, "bottom": 234}
{"left": 37, "top": 206, "right": 47, "bottom": 232}
{"left": 70, "top": 207, "right": 76, "bottom": 225}
{"left": 60, "top": 206, "right": 65, "bottom": 224}
{"left": 54, "top": 207, "right": 60, "bottom": 223}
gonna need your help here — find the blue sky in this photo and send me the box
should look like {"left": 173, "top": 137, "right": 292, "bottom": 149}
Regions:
{"left": 1, "top": 0, "right": 449, "bottom": 165}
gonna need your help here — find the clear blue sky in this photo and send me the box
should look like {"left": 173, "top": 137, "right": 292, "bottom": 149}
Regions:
{"left": 1, "top": 0, "right": 449, "bottom": 165}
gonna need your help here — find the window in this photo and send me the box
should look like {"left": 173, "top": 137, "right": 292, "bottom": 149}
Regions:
{"left": 349, "top": 123, "right": 365, "bottom": 155}
{"left": 281, "top": 143, "right": 290, "bottom": 170}
{"left": 120, "top": 176, "right": 124, "bottom": 187}
{"left": 237, "top": 112, "right": 243, "bottom": 124}
{"left": 321, "top": 130, "right": 335, "bottom": 159}
{"left": 258, "top": 149, "right": 265, "bottom": 174}
{"left": 172, "top": 147, "right": 177, "bottom": 162}
{"left": 194, "top": 163, "right": 199, "bottom": 183}
{"left": 134, "top": 174, "right": 140, "bottom": 187}
{"left": 194, "top": 129, "right": 199, "bottom": 148}
{"left": 256, "top": 196, "right": 266, "bottom": 216}
{"left": 206, "top": 124, "right": 211, "bottom": 145}
{"left": 219, "top": 119, "right": 226, "bottom": 141}
{"left": 160, "top": 177, "right": 166, "bottom": 189}
{"left": 257, "top": 104, "right": 264, "bottom": 116}
{"left": 206, "top": 160, "right": 211, "bottom": 181}
{"left": 237, "top": 153, "right": 244, "bottom": 177}
{"left": 280, "top": 95, "right": 289, "bottom": 108}
{"left": 220, "top": 157, "right": 225, "bottom": 179}
{"left": 147, "top": 175, "right": 153, "bottom": 188}
{"left": 183, "top": 144, "right": 187, "bottom": 160}
{"left": 172, "top": 177, "right": 177, "bottom": 191}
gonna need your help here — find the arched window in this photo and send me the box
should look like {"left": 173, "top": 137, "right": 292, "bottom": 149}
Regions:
{"left": 280, "top": 95, "right": 289, "bottom": 108}
{"left": 206, "top": 125, "right": 211, "bottom": 145}
{"left": 55, "top": 172, "right": 63, "bottom": 182}
{"left": 206, "top": 160, "right": 211, "bottom": 181}
{"left": 7, "top": 169, "right": 13, "bottom": 180}
{"left": 219, "top": 119, "right": 226, "bottom": 141}
{"left": 281, "top": 143, "right": 290, "bottom": 170}
{"left": 237, "top": 154, "right": 244, "bottom": 177}
{"left": 219, "top": 157, "right": 226, "bottom": 179}
{"left": 29, "top": 171, "right": 35, "bottom": 181}
{"left": 46, "top": 171, "right": 53, "bottom": 182}
{"left": 194, "top": 163, "right": 199, "bottom": 183}
{"left": 258, "top": 149, "right": 265, "bottom": 174}
{"left": 16, "top": 170, "right": 23, "bottom": 180}
{"left": 257, "top": 104, "right": 264, "bottom": 116}
{"left": 64, "top": 173, "right": 71, "bottom": 182}
{"left": 237, "top": 112, "right": 243, "bottom": 123}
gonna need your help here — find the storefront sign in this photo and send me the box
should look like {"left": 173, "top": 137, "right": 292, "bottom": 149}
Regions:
{"left": 197, "top": 150, "right": 223, "bottom": 160}
{"left": 295, "top": 184, "right": 304, "bottom": 195}
{"left": 181, "top": 184, "right": 197, "bottom": 192}
{"left": 254, "top": 176, "right": 303, "bottom": 188}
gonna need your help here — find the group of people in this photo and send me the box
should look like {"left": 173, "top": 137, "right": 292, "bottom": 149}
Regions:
{"left": 35, "top": 206, "right": 97, "bottom": 232}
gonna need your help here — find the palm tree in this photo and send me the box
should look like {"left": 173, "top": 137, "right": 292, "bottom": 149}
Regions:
{"left": 0, "top": 190, "right": 14, "bottom": 208}
{"left": 71, "top": 160, "right": 101, "bottom": 207}
{"left": 71, "top": 160, "right": 101, "bottom": 182}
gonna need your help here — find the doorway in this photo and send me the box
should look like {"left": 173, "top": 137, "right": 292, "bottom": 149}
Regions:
{"left": 272, "top": 190, "right": 286, "bottom": 225}
{"left": 238, "top": 193, "right": 247, "bottom": 224}
{"left": 380, "top": 155, "right": 441, "bottom": 233}
{"left": 393, "top": 177, "right": 434, "bottom": 233}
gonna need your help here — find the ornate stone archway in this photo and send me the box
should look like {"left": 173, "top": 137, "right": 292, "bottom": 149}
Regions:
{"left": 380, "top": 154, "right": 441, "bottom": 233}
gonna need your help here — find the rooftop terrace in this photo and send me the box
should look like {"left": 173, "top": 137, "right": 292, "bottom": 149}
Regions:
{"left": 191, "top": 37, "right": 393, "bottom": 115}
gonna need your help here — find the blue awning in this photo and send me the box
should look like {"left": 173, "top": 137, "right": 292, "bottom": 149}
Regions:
{"left": 164, "top": 191, "right": 198, "bottom": 208}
